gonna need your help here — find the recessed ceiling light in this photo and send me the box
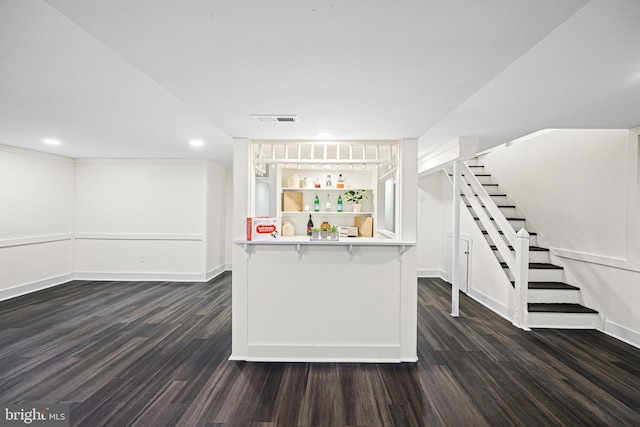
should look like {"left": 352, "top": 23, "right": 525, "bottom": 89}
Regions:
{"left": 43, "top": 139, "right": 60, "bottom": 145}
{"left": 189, "top": 139, "right": 204, "bottom": 147}
{"left": 315, "top": 132, "right": 333, "bottom": 139}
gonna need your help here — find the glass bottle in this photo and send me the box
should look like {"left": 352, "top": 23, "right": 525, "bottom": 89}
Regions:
{"left": 314, "top": 194, "right": 320, "bottom": 212}
{"left": 337, "top": 174, "right": 345, "bottom": 188}
{"left": 307, "top": 214, "right": 313, "bottom": 236}
{"left": 337, "top": 195, "right": 343, "bottom": 212}
{"left": 325, "top": 174, "right": 332, "bottom": 188}
{"left": 325, "top": 194, "right": 331, "bottom": 211}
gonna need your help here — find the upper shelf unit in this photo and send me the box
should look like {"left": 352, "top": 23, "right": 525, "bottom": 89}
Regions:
{"left": 252, "top": 140, "right": 398, "bottom": 182}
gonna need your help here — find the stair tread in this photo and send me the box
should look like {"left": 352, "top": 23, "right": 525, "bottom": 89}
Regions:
{"left": 468, "top": 205, "right": 516, "bottom": 208}
{"left": 510, "top": 281, "right": 579, "bottom": 290}
{"left": 528, "top": 281, "right": 580, "bottom": 290}
{"left": 491, "top": 245, "right": 548, "bottom": 252}
{"left": 528, "top": 303, "right": 598, "bottom": 314}
{"left": 501, "top": 262, "right": 562, "bottom": 269}
{"left": 482, "top": 230, "right": 537, "bottom": 236}
{"left": 474, "top": 217, "right": 524, "bottom": 221}
{"left": 490, "top": 245, "right": 549, "bottom": 252}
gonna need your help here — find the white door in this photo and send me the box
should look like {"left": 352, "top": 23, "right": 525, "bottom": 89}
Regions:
{"left": 447, "top": 235, "right": 471, "bottom": 294}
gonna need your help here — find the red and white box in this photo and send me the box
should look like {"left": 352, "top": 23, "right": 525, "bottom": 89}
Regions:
{"left": 246, "top": 217, "right": 281, "bottom": 241}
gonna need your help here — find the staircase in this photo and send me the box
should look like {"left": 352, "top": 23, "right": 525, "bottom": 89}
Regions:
{"left": 451, "top": 158, "right": 600, "bottom": 329}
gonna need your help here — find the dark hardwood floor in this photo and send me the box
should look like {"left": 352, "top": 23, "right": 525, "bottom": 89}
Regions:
{"left": 0, "top": 274, "right": 638, "bottom": 426}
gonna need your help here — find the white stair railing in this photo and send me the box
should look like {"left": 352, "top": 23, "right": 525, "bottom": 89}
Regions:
{"left": 458, "top": 162, "right": 530, "bottom": 329}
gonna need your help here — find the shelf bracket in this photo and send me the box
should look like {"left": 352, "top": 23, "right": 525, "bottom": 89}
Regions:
{"left": 296, "top": 243, "right": 303, "bottom": 260}
{"left": 242, "top": 243, "right": 255, "bottom": 260}
{"left": 347, "top": 244, "right": 354, "bottom": 261}
{"left": 398, "top": 245, "right": 409, "bottom": 261}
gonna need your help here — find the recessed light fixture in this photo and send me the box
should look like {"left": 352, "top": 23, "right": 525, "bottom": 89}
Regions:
{"left": 189, "top": 139, "right": 204, "bottom": 147}
{"left": 315, "top": 132, "right": 333, "bottom": 139}
{"left": 43, "top": 139, "right": 60, "bottom": 145}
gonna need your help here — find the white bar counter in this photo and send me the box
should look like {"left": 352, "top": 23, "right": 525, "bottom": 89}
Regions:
{"left": 231, "top": 137, "right": 419, "bottom": 363}
{"left": 231, "top": 236, "right": 417, "bottom": 363}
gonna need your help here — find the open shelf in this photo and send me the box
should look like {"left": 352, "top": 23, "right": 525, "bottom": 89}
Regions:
{"left": 282, "top": 211, "right": 373, "bottom": 216}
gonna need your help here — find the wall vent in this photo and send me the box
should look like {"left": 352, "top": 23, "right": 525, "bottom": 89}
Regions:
{"left": 251, "top": 114, "right": 299, "bottom": 123}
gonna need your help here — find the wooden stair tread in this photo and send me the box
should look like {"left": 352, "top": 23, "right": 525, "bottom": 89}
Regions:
{"left": 500, "top": 262, "right": 562, "bottom": 269}
{"left": 528, "top": 303, "right": 598, "bottom": 314}
{"left": 482, "top": 230, "right": 537, "bottom": 236}
{"left": 467, "top": 205, "right": 516, "bottom": 208}
{"left": 528, "top": 281, "right": 580, "bottom": 290}
{"left": 491, "top": 245, "right": 548, "bottom": 252}
{"left": 510, "top": 281, "right": 579, "bottom": 290}
{"left": 473, "top": 217, "right": 524, "bottom": 221}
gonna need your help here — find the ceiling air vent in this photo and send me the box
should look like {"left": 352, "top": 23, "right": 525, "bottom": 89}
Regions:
{"left": 251, "top": 114, "right": 299, "bottom": 123}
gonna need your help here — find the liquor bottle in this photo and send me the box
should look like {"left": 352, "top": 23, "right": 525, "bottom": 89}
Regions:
{"left": 337, "top": 174, "right": 345, "bottom": 188}
{"left": 337, "top": 195, "right": 343, "bottom": 212}
{"left": 307, "top": 214, "right": 313, "bottom": 236}
{"left": 325, "top": 174, "right": 332, "bottom": 188}
{"left": 314, "top": 194, "right": 320, "bottom": 212}
{"left": 325, "top": 194, "right": 331, "bottom": 211}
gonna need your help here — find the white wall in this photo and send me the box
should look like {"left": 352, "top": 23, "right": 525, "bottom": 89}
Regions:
{"left": 224, "top": 167, "right": 233, "bottom": 267}
{"left": 74, "top": 159, "right": 208, "bottom": 281}
{"left": 416, "top": 173, "right": 448, "bottom": 277}
{"left": 0, "top": 145, "right": 74, "bottom": 299}
{"left": 206, "top": 160, "right": 229, "bottom": 279}
{"left": 483, "top": 129, "right": 640, "bottom": 344}
{"left": 485, "top": 129, "right": 629, "bottom": 257}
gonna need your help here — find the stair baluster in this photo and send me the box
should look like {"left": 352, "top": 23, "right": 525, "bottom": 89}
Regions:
{"left": 458, "top": 161, "right": 530, "bottom": 330}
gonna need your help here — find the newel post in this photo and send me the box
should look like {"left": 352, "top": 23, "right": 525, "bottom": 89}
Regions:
{"left": 513, "top": 229, "right": 530, "bottom": 330}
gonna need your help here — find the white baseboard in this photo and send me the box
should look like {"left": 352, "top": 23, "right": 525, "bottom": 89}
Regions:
{"left": 73, "top": 271, "right": 207, "bottom": 282}
{"left": 237, "top": 343, "right": 404, "bottom": 363}
{"left": 206, "top": 264, "right": 228, "bottom": 281}
{"left": 417, "top": 269, "right": 447, "bottom": 280}
{"left": 603, "top": 319, "right": 640, "bottom": 350}
{"left": 466, "top": 288, "right": 511, "bottom": 321}
{"left": 0, "top": 273, "right": 74, "bottom": 302}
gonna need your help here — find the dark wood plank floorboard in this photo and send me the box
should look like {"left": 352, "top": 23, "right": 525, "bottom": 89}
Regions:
{"left": 0, "top": 274, "right": 638, "bottom": 426}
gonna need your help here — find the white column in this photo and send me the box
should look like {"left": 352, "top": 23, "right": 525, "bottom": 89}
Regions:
{"left": 231, "top": 138, "right": 251, "bottom": 359}
{"left": 451, "top": 160, "right": 461, "bottom": 317}
{"left": 399, "top": 138, "right": 418, "bottom": 362}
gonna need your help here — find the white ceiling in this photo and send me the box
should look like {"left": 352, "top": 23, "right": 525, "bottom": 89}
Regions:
{"left": 1, "top": 0, "right": 639, "bottom": 167}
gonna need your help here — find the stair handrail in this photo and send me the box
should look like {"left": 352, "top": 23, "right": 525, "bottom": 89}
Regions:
{"left": 459, "top": 162, "right": 516, "bottom": 270}
{"left": 458, "top": 161, "right": 530, "bottom": 329}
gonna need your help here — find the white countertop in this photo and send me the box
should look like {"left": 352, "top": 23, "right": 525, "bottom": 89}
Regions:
{"left": 235, "top": 236, "right": 415, "bottom": 246}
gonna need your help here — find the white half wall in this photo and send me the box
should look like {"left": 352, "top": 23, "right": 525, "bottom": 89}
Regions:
{"left": 0, "top": 145, "right": 74, "bottom": 299}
